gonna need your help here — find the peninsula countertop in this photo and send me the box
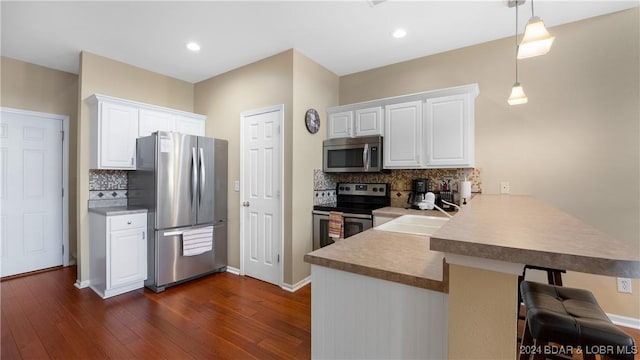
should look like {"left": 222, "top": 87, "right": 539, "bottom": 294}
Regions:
{"left": 430, "top": 194, "right": 640, "bottom": 278}
{"left": 304, "top": 227, "right": 448, "bottom": 293}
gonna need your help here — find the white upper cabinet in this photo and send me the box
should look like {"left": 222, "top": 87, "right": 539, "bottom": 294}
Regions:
{"left": 175, "top": 114, "right": 206, "bottom": 136}
{"left": 139, "top": 110, "right": 205, "bottom": 138}
{"left": 384, "top": 101, "right": 423, "bottom": 168}
{"left": 424, "top": 93, "right": 474, "bottom": 168}
{"left": 327, "top": 111, "right": 353, "bottom": 138}
{"left": 89, "top": 94, "right": 206, "bottom": 170}
{"left": 139, "top": 108, "right": 175, "bottom": 137}
{"left": 90, "top": 99, "right": 139, "bottom": 169}
{"left": 327, "top": 83, "right": 478, "bottom": 169}
{"left": 354, "top": 107, "right": 383, "bottom": 137}
{"left": 327, "top": 106, "right": 383, "bottom": 139}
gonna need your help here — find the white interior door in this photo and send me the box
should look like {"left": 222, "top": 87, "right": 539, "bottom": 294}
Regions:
{"left": 241, "top": 105, "right": 282, "bottom": 286}
{"left": 0, "top": 109, "right": 64, "bottom": 277}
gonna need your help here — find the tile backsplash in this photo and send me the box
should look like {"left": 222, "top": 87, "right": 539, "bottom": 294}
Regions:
{"left": 313, "top": 168, "right": 482, "bottom": 207}
{"left": 88, "top": 170, "right": 128, "bottom": 208}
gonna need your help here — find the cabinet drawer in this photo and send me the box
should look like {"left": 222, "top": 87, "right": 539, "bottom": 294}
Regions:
{"left": 108, "top": 213, "right": 146, "bottom": 231}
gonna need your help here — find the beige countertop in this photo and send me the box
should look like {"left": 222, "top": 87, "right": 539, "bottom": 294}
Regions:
{"left": 430, "top": 194, "right": 640, "bottom": 278}
{"left": 304, "top": 227, "right": 448, "bottom": 293}
{"left": 88, "top": 206, "right": 148, "bottom": 216}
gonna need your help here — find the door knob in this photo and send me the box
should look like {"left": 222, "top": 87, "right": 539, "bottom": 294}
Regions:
{"left": 242, "top": 201, "right": 250, "bottom": 207}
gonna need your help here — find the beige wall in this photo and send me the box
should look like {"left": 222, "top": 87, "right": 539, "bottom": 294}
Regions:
{"left": 194, "top": 50, "right": 294, "bottom": 280}
{"left": 291, "top": 50, "right": 339, "bottom": 284}
{"left": 340, "top": 8, "right": 640, "bottom": 318}
{"left": 77, "top": 51, "right": 194, "bottom": 283}
{"left": 194, "top": 49, "right": 339, "bottom": 286}
{"left": 0, "top": 56, "right": 79, "bottom": 261}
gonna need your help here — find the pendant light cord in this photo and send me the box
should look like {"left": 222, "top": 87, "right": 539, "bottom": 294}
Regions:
{"left": 531, "top": 0, "right": 535, "bottom": 17}
{"left": 515, "top": 1, "right": 519, "bottom": 82}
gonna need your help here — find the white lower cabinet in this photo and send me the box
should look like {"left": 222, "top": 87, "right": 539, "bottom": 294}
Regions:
{"left": 311, "top": 265, "right": 448, "bottom": 359}
{"left": 90, "top": 211, "right": 147, "bottom": 299}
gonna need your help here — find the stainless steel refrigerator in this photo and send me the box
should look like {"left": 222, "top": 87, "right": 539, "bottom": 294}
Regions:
{"left": 128, "top": 131, "right": 228, "bottom": 292}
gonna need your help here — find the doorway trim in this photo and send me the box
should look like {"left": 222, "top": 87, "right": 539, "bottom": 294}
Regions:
{"left": 239, "top": 104, "right": 284, "bottom": 286}
{"left": 0, "top": 107, "right": 70, "bottom": 267}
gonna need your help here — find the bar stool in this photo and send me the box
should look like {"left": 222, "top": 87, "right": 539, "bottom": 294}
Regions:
{"left": 517, "top": 265, "right": 567, "bottom": 338}
{"left": 519, "top": 281, "right": 636, "bottom": 360}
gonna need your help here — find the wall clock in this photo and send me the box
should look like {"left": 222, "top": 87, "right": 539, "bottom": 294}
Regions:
{"left": 305, "top": 109, "right": 320, "bottom": 134}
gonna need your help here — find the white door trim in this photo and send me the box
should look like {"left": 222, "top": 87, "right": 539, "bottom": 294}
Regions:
{"left": 0, "top": 107, "right": 70, "bottom": 267}
{"left": 239, "top": 104, "right": 284, "bottom": 286}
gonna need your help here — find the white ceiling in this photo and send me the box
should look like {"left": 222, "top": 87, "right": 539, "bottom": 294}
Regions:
{"left": 2, "top": 1, "right": 637, "bottom": 83}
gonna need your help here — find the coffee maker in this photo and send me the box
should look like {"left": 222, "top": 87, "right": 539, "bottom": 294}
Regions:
{"left": 407, "top": 179, "right": 429, "bottom": 209}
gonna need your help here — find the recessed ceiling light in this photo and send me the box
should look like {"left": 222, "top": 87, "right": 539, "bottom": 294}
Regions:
{"left": 392, "top": 28, "right": 407, "bottom": 39}
{"left": 186, "top": 42, "right": 201, "bottom": 52}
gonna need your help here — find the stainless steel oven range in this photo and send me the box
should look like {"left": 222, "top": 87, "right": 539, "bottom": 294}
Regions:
{"left": 312, "top": 182, "right": 390, "bottom": 250}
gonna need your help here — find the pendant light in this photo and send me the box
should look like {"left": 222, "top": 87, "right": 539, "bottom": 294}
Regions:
{"left": 508, "top": 1, "right": 528, "bottom": 105}
{"left": 517, "top": 0, "right": 555, "bottom": 59}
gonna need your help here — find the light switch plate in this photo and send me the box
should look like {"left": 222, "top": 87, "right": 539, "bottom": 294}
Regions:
{"left": 234, "top": 180, "right": 240, "bottom": 192}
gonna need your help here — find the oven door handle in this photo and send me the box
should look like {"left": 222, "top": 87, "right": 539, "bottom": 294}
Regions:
{"left": 313, "top": 210, "right": 372, "bottom": 220}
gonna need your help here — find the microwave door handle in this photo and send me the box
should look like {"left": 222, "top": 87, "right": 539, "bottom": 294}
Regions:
{"left": 363, "top": 144, "right": 369, "bottom": 171}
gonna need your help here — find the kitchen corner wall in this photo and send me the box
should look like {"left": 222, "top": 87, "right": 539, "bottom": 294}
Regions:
{"left": 194, "top": 49, "right": 339, "bottom": 287}
{"left": 339, "top": 8, "right": 640, "bottom": 318}
{"left": 77, "top": 51, "right": 194, "bottom": 284}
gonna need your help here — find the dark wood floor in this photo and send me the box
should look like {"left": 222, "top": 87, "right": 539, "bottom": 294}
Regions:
{"left": 3, "top": 267, "right": 639, "bottom": 360}
{"left": 1, "top": 267, "right": 311, "bottom": 359}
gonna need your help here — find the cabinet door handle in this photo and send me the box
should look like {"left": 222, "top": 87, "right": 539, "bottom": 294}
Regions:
{"left": 127, "top": 220, "right": 132, "bottom": 225}
{"left": 142, "top": 232, "right": 145, "bottom": 240}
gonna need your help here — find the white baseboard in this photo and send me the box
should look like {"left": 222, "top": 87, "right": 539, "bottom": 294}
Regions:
{"left": 281, "top": 276, "right": 311, "bottom": 293}
{"left": 225, "top": 266, "right": 240, "bottom": 275}
{"left": 608, "top": 313, "right": 640, "bottom": 329}
{"left": 74, "top": 279, "right": 90, "bottom": 289}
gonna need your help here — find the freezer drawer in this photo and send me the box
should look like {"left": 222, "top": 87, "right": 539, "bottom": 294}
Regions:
{"left": 150, "top": 224, "right": 224, "bottom": 291}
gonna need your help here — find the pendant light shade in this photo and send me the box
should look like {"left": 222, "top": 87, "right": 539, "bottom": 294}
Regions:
{"left": 508, "top": 82, "right": 528, "bottom": 105}
{"left": 507, "top": 0, "right": 527, "bottom": 105}
{"left": 517, "top": 0, "right": 555, "bottom": 59}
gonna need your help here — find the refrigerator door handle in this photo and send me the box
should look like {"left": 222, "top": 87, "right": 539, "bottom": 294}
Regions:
{"left": 199, "top": 147, "right": 205, "bottom": 205}
{"left": 192, "top": 147, "right": 198, "bottom": 207}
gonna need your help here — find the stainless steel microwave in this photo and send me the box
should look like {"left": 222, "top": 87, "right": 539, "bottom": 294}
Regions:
{"left": 323, "top": 135, "right": 383, "bottom": 173}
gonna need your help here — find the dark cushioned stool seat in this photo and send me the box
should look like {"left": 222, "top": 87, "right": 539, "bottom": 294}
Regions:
{"left": 520, "top": 281, "right": 636, "bottom": 360}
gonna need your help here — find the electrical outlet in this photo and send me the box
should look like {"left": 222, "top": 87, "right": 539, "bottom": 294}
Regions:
{"left": 500, "top": 181, "right": 510, "bottom": 194}
{"left": 617, "top": 278, "right": 632, "bottom": 293}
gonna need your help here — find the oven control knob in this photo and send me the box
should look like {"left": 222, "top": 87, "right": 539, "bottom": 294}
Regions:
{"left": 339, "top": 186, "right": 344, "bottom": 191}
{"left": 372, "top": 188, "right": 377, "bottom": 192}
{"left": 379, "top": 187, "right": 385, "bottom": 193}
{"left": 345, "top": 186, "right": 350, "bottom": 191}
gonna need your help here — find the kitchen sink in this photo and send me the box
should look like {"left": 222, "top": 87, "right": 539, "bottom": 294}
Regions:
{"left": 375, "top": 214, "right": 449, "bottom": 236}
